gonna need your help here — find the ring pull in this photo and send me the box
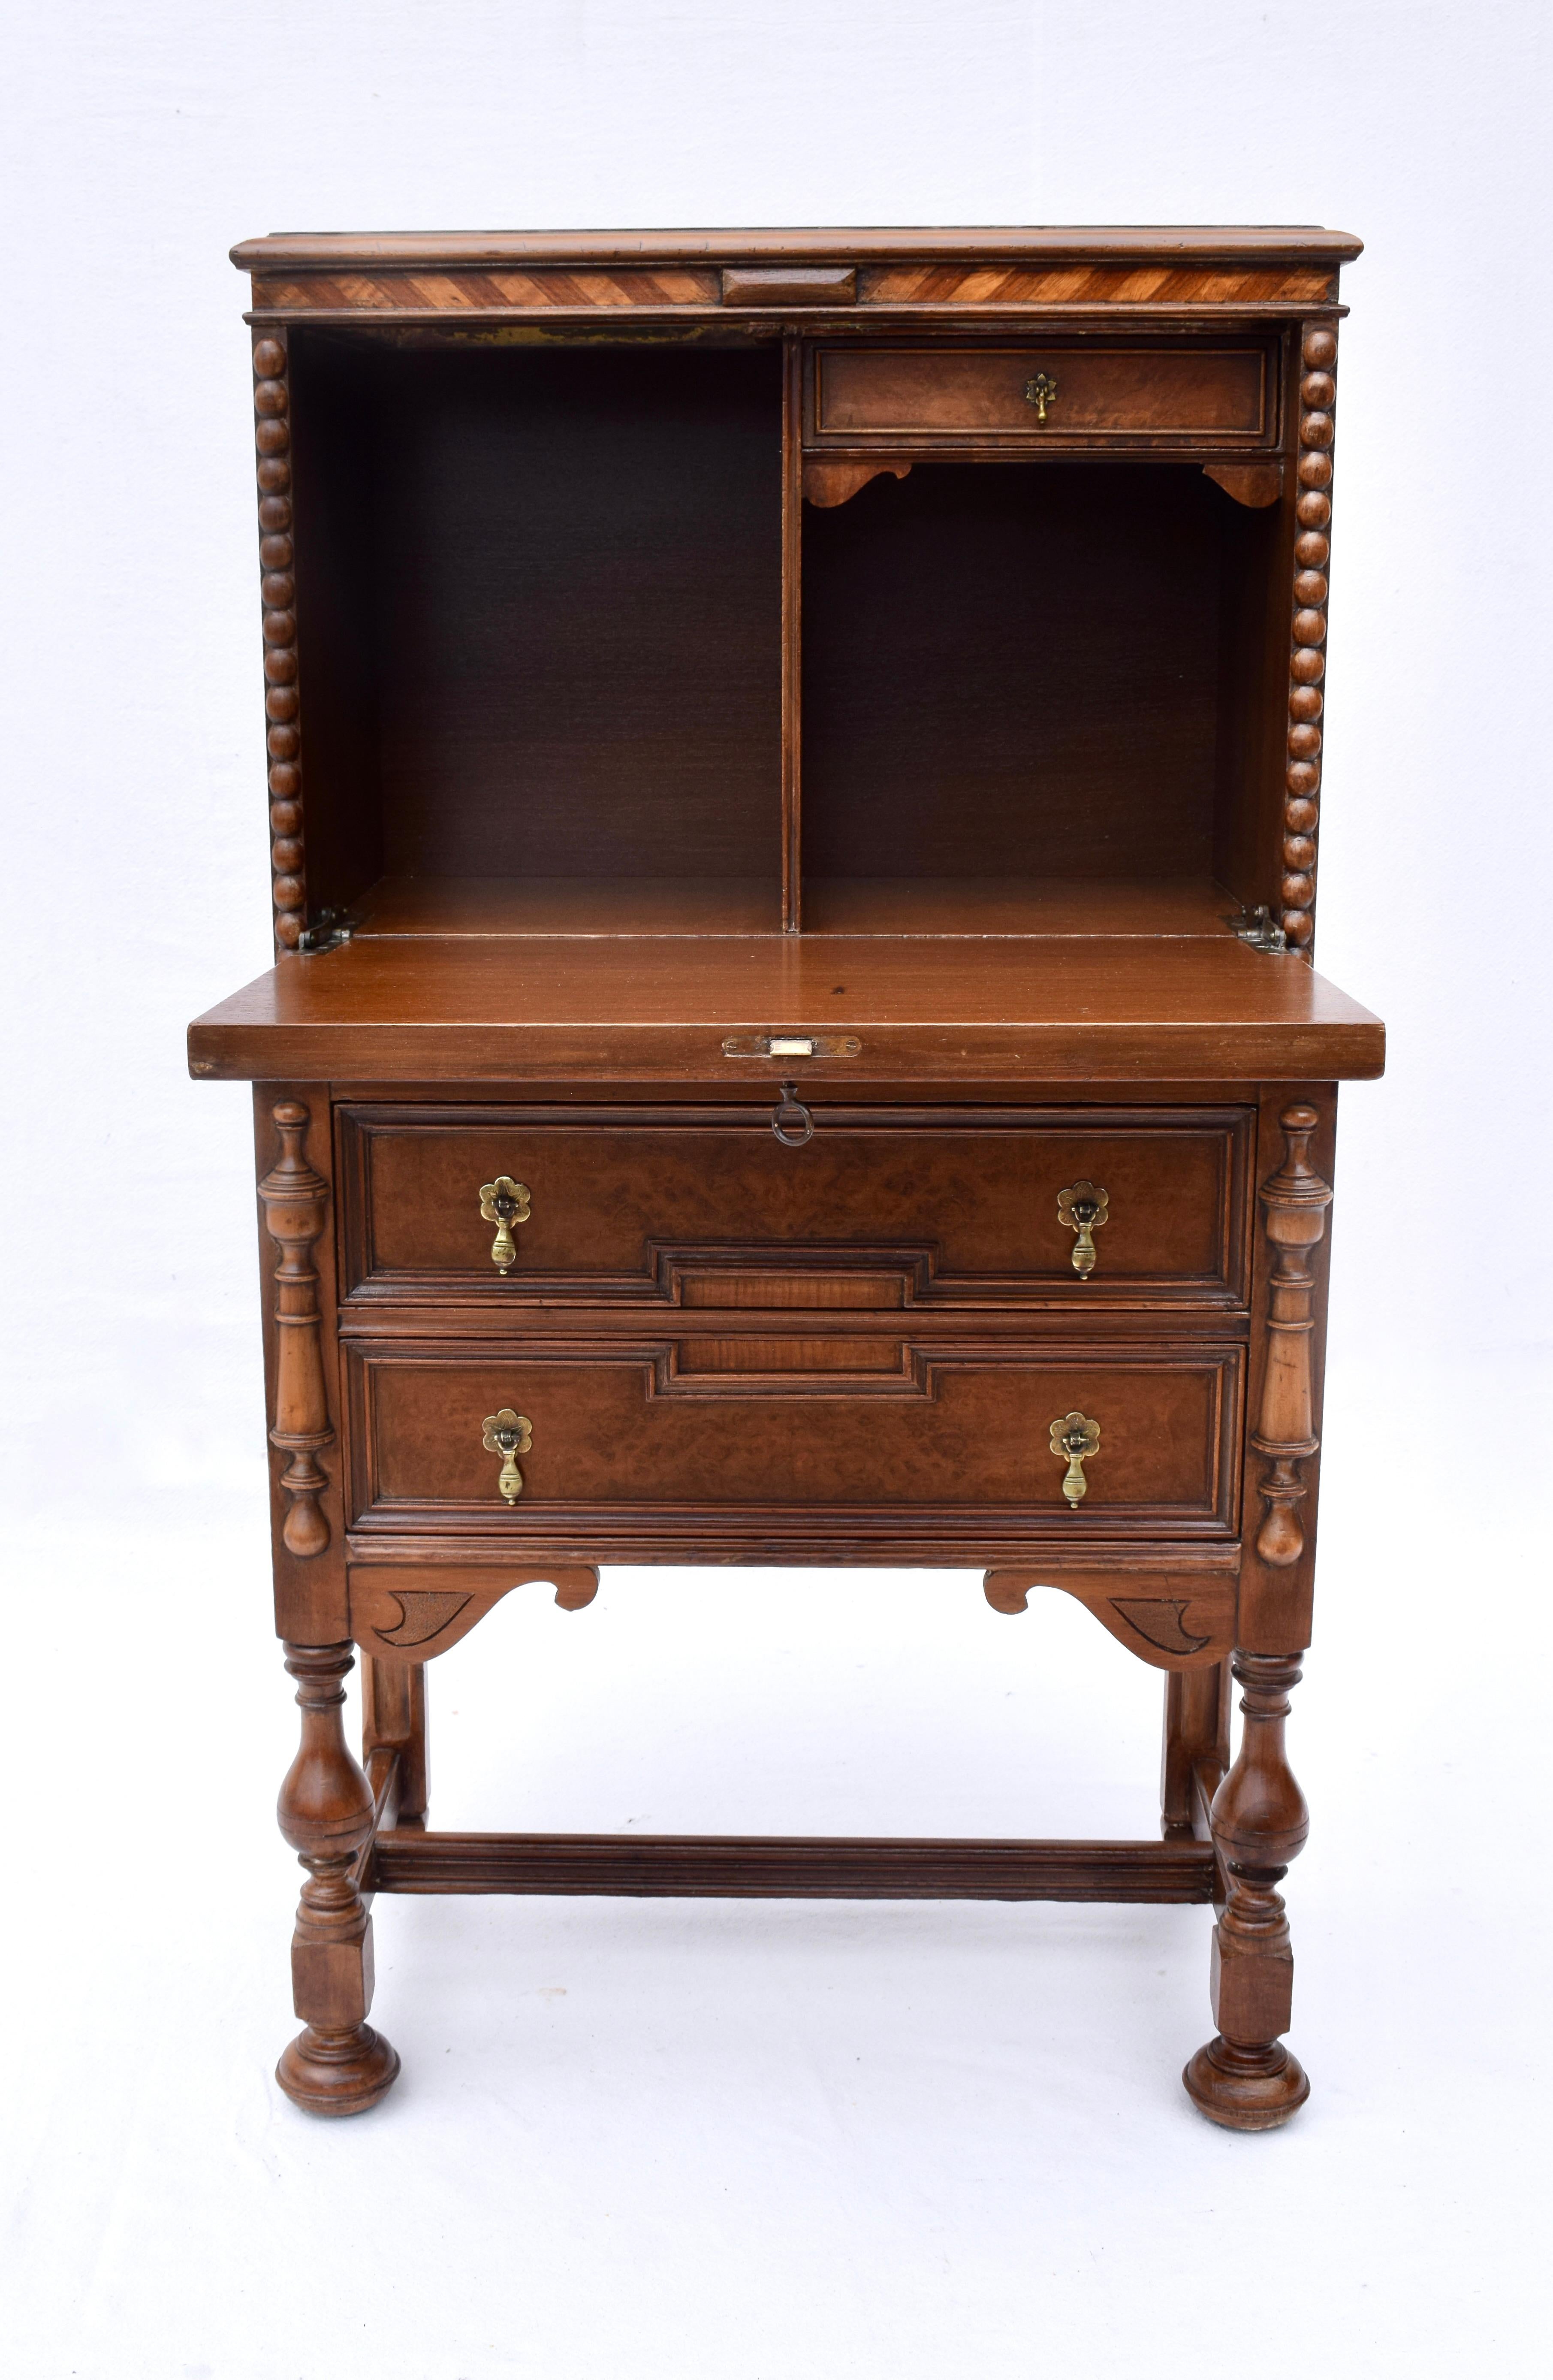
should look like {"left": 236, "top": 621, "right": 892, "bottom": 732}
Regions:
{"left": 481, "top": 1407, "right": 532, "bottom": 1504}
{"left": 1057, "top": 1179, "right": 1110, "bottom": 1277}
{"left": 1023, "top": 371, "right": 1058, "bottom": 426}
{"left": 1049, "top": 1410, "right": 1100, "bottom": 1511}
{"left": 478, "top": 1175, "right": 531, "bottom": 1273}
{"left": 772, "top": 1081, "right": 814, "bottom": 1148}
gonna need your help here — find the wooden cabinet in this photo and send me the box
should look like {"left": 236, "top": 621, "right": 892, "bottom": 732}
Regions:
{"left": 192, "top": 224, "right": 1382, "bottom": 2129}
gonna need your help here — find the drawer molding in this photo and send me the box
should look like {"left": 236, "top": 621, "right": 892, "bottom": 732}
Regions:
{"left": 338, "top": 1102, "right": 1254, "bottom": 1311}
{"left": 807, "top": 341, "right": 1277, "bottom": 452}
{"left": 343, "top": 1338, "right": 1245, "bottom": 1542}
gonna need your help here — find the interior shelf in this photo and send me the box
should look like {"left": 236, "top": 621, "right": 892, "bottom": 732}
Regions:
{"left": 354, "top": 876, "right": 782, "bottom": 939}
{"left": 798, "top": 877, "right": 1235, "bottom": 939}
{"left": 347, "top": 873, "right": 1239, "bottom": 943}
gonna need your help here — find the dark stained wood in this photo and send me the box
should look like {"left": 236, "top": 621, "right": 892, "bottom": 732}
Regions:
{"left": 800, "top": 463, "right": 1231, "bottom": 885}
{"left": 808, "top": 342, "right": 1274, "bottom": 449}
{"left": 257, "top": 1101, "right": 335, "bottom": 1558}
{"left": 283, "top": 330, "right": 385, "bottom": 932}
{"left": 797, "top": 875, "right": 1230, "bottom": 936}
{"left": 1204, "top": 462, "right": 1283, "bottom": 507}
{"left": 370, "top": 1829, "right": 1218, "bottom": 1903}
{"left": 336, "top": 1100, "right": 1254, "bottom": 1304}
{"left": 1185, "top": 1650, "right": 1311, "bottom": 2128}
{"left": 202, "top": 226, "right": 1381, "bottom": 2120}
{"left": 781, "top": 337, "right": 803, "bottom": 930}
{"left": 351, "top": 1561, "right": 599, "bottom": 1664}
{"left": 1161, "top": 1661, "right": 1232, "bottom": 1837}
{"left": 802, "top": 459, "right": 912, "bottom": 507}
{"left": 354, "top": 876, "right": 782, "bottom": 938}
{"left": 360, "top": 1657, "right": 428, "bottom": 1826}
{"left": 249, "top": 330, "right": 308, "bottom": 951}
{"left": 275, "top": 1643, "right": 399, "bottom": 2115}
{"left": 253, "top": 1089, "right": 348, "bottom": 1644}
{"left": 983, "top": 1557, "right": 1237, "bottom": 1671}
{"left": 376, "top": 344, "right": 781, "bottom": 886}
{"left": 235, "top": 227, "right": 1364, "bottom": 272}
{"left": 1278, "top": 325, "right": 1342, "bottom": 955}
{"left": 191, "top": 933, "right": 1384, "bottom": 1084}
{"left": 343, "top": 1341, "right": 1245, "bottom": 1543}
{"left": 723, "top": 265, "right": 857, "bottom": 306}
{"left": 1237, "top": 1089, "right": 1338, "bottom": 1652}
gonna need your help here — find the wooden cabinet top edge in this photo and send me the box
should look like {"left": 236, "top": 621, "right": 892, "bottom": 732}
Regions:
{"left": 231, "top": 226, "right": 1363, "bottom": 272}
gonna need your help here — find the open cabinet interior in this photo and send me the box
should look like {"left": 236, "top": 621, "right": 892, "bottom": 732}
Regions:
{"left": 290, "top": 332, "right": 786, "bottom": 933}
{"left": 800, "top": 459, "right": 1278, "bottom": 934}
{"left": 286, "top": 328, "right": 1288, "bottom": 945}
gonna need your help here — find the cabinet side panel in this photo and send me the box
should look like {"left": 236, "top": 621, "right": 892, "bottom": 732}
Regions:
{"left": 286, "top": 330, "right": 386, "bottom": 923}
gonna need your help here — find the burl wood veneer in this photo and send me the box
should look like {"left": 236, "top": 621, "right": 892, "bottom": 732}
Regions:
{"left": 193, "top": 225, "right": 1382, "bottom": 2128}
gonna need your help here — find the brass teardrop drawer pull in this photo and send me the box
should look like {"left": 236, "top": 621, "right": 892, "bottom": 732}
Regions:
{"left": 481, "top": 1408, "right": 532, "bottom": 1504}
{"left": 1049, "top": 1410, "right": 1100, "bottom": 1510}
{"left": 1057, "top": 1179, "right": 1109, "bottom": 1276}
{"left": 478, "top": 1175, "right": 531, "bottom": 1273}
{"left": 1023, "top": 371, "right": 1058, "bottom": 425}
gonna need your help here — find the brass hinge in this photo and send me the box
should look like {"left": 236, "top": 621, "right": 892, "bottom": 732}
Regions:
{"left": 1226, "top": 906, "right": 1289, "bottom": 954}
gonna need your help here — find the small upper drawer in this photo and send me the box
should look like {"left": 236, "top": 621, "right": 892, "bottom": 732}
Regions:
{"left": 337, "top": 1102, "right": 1253, "bottom": 1309}
{"left": 807, "top": 344, "right": 1275, "bottom": 450}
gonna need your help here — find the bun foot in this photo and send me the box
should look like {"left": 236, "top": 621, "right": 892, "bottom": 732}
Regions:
{"left": 1182, "top": 2035, "right": 1310, "bottom": 2131}
{"left": 277, "top": 2022, "right": 401, "bottom": 2117}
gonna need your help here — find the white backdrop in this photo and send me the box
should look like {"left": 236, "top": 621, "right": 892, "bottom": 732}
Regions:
{"left": 3, "top": 6, "right": 1550, "bottom": 2376}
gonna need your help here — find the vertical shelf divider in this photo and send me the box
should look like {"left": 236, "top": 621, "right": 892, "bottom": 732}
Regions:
{"left": 781, "top": 334, "right": 803, "bottom": 933}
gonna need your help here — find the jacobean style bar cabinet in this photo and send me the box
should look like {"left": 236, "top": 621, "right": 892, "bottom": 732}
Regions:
{"left": 189, "top": 226, "right": 1384, "bottom": 2128}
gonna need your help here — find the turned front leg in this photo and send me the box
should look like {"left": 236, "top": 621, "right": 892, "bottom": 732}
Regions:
{"left": 1184, "top": 1651, "right": 1310, "bottom": 2129}
{"left": 275, "top": 1642, "right": 400, "bottom": 2116}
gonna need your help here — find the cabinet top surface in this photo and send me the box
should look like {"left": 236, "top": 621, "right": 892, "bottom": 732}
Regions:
{"left": 232, "top": 224, "right": 1363, "bottom": 272}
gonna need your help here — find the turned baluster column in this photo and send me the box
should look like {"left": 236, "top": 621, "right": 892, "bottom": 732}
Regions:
{"left": 275, "top": 1643, "right": 399, "bottom": 2115}
{"left": 1184, "top": 1652, "right": 1310, "bottom": 2127}
{"left": 257, "top": 1100, "right": 335, "bottom": 1558}
{"left": 1250, "top": 1103, "right": 1332, "bottom": 1569}
{"left": 1184, "top": 1102, "right": 1330, "bottom": 2126}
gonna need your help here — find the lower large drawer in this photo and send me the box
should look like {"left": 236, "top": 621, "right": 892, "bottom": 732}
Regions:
{"left": 343, "top": 1340, "right": 1244, "bottom": 1546}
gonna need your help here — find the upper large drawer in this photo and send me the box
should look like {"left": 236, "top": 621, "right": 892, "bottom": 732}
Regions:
{"left": 337, "top": 1102, "right": 1254, "bottom": 1310}
{"left": 806, "top": 343, "right": 1276, "bottom": 451}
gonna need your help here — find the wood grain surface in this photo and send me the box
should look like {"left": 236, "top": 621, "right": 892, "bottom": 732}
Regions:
{"left": 810, "top": 343, "right": 1273, "bottom": 445}
{"left": 337, "top": 1100, "right": 1251, "bottom": 1303}
{"left": 191, "top": 936, "right": 1383, "bottom": 1083}
{"left": 202, "top": 223, "right": 1381, "bottom": 2120}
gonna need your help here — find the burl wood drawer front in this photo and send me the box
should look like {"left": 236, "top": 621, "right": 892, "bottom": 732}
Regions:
{"left": 808, "top": 344, "right": 1273, "bottom": 449}
{"left": 344, "top": 1343, "right": 1243, "bottom": 1540}
{"left": 338, "top": 1104, "right": 1253, "bottom": 1308}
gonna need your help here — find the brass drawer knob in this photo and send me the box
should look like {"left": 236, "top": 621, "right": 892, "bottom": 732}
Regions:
{"left": 1049, "top": 1410, "right": 1100, "bottom": 1510}
{"left": 1024, "top": 371, "right": 1058, "bottom": 425}
{"left": 478, "top": 1175, "right": 531, "bottom": 1273}
{"left": 1057, "top": 1179, "right": 1109, "bottom": 1276}
{"left": 481, "top": 1408, "right": 532, "bottom": 1504}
